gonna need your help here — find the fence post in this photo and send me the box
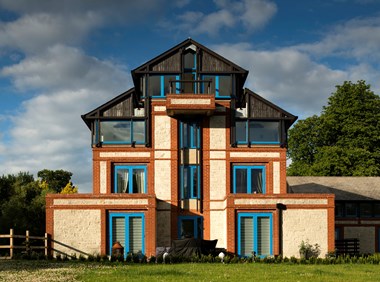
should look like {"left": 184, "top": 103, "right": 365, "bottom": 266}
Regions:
{"left": 26, "top": 230, "right": 30, "bottom": 255}
{"left": 9, "top": 229, "right": 13, "bottom": 259}
{"left": 44, "top": 233, "right": 49, "bottom": 257}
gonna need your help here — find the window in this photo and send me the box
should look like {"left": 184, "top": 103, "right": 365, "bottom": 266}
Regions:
{"left": 345, "top": 203, "right": 358, "bottom": 217}
{"left": 237, "top": 213, "right": 272, "bottom": 257}
{"left": 236, "top": 120, "right": 280, "bottom": 144}
{"left": 202, "top": 75, "right": 232, "bottom": 97}
{"left": 360, "top": 202, "right": 372, "bottom": 218}
{"left": 233, "top": 165, "right": 266, "bottom": 194}
{"left": 148, "top": 75, "right": 179, "bottom": 97}
{"left": 335, "top": 202, "right": 344, "bottom": 217}
{"left": 114, "top": 165, "right": 146, "bottom": 193}
{"left": 180, "top": 165, "right": 200, "bottom": 199}
{"left": 180, "top": 121, "right": 200, "bottom": 149}
{"left": 109, "top": 213, "right": 144, "bottom": 257}
{"left": 100, "top": 120, "right": 145, "bottom": 144}
{"left": 178, "top": 216, "right": 203, "bottom": 239}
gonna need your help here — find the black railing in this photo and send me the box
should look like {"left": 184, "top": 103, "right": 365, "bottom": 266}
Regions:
{"left": 335, "top": 238, "right": 359, "bottom": 256}
{"left": 169, "top": 79, "right": 213, "bottom": 94}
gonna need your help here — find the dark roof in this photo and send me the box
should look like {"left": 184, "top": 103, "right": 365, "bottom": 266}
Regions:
{"left": 287, "top": 176, "right": 380, "bottom": 201}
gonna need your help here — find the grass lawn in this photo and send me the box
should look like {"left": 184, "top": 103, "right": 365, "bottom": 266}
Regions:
{"left": 0, "top": 260, "right": 380, "bottom": 282}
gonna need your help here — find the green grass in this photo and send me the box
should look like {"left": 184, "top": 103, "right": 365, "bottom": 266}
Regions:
{"left": 1, "top": 260, "right": 380, "bottom": 282}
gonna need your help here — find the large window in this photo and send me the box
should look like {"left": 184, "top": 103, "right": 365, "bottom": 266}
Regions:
{"left": 180, "top": 165, "right": 200, "bottom": 199}
{"left": 100, "top": 120, "right": 145, "bottom": 145}
{"left": 336, "top": 201, "right": 380, "bottom": 218}
{"left": 202, "top": 75, "right": 232, "bottom": 97}
{"left": 237, "top": 213, "right": 272, "bottom": 257}
{"left": 148, "top": 75, "right": 179, "bottom": 97}
{"left": 178, "top": 216, "right": 203, "bottom": 239}
{"left": 180, "top": 121, "right": 200, "bottom": 149}
{"left": 114, "top": 165, "right": 147, "bottom": 193}
{"left": 109, "top": 213, "right": 144, "bottom": 257}
{"left": 236, "top": 120, "right": 280, "bottom": 145}
{"left": 233, "top": 165, "right": 266, "bottom": 194}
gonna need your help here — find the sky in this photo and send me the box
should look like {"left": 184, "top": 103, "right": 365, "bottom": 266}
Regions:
{"left": 0, "top": 0, "right": 379, "bottom": 192}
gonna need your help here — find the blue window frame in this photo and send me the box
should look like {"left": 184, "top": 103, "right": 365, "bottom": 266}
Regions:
{"left": 100, "top": 119, "right": 145, "bottom": 145}
{"left": 148, "top": 75, "right": 180, "bottom": 97}
{"left": 178, "top": 216, "right": 203, "bottom": 239}
{"left": 237, "top": 213, "right": 273, "bottom": 258}
{"left": 236, "top": 120, "right": 280, "bottom": 145}
{"left": 109, "top": 213, "right": 145, "bottom": 258}
{"left": 114, "top": 165, "right": 147, "bottom": 193}
{"left": 233, "top": 165, "right": 266, "bottom": 194}
{"left": 180, "top": 165, "right": 200, "bottom": 199}
{"left": 180, "top": 121, "right": 200, "bottom": 149}
{"left": 202, "top": 75, "right": 232, "bottom": 97}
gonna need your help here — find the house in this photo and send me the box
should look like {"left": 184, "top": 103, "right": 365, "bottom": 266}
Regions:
{"left": 288, "top": 176, "right": 380, "bottom": 254}
{"left": 46, "top": 38, "right": 335, "bottom": 258}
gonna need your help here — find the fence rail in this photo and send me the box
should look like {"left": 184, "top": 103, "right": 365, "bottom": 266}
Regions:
{"left": 0, "top": 229, "right": 50, "bottom": 259}
{"left": 335, "top": 238, "right": 360, "bottom": 256}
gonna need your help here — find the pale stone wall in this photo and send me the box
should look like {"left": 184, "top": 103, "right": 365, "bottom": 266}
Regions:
{"left": 230, "top": 152, "right": 280, "bottom": 158}
{"left": 54, "top": 209, "right": 101, "bottom": 256}
{"left": 282, "top": 209, "right": 328, "bottom": 258}
{"left": 235, "top": 198, "right": 328, "bottom": 205}
{"left": 99, "top": 152, "right": 151, "bottom": 158}
{"left": 154, "top": 160, "right": 171, "bottom": 200}
{"left": 273, "top": 162, "right": 280, "bottom": 194}
{"left": 209, "top": 116, "right": 226, "bottom": 149}
{"left": 209, "top": 210, "right": 227, "bottom": 248}
{"left": 344, "top": 226, "right": 375, "bottom": 254}
{"left": 156, "top": 210, "right": 171, "bottom": 247}
{"left": 154, "top": 116, "right": 171, "bottom": 149}
{"left": 53, "top": 198, "right": 148, "bottom": 206}
{"left": 209, "top": 160, "right": 226, "bottom": 200}
{"left": 99, "top": 161, "right": 107, "bottom": 194}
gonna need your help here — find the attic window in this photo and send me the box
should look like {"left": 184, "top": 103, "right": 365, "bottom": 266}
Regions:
{"left": 184, "top": 50, "right": 196, "bottom": 70}
{"left": 236, "top": 120, "right": 280, "bottom": 145}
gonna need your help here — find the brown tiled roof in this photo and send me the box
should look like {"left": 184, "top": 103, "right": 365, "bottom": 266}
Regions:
{"left": 287, "top": 177, "right": 380, "bottom": 201}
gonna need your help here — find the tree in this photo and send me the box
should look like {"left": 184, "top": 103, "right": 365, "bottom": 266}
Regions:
{"left": 287, "top": 80, "right": 380, "bottom": 176}
{"left": 60, "top": 182, "right": 78, "bottom": 194}
{"left": 37, "top": 169, "right": 73, "bottom": 193}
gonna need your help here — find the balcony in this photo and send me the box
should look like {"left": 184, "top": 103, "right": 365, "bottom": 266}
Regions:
{"left": 166, "top": 80, "right": 216, "bottom": 116}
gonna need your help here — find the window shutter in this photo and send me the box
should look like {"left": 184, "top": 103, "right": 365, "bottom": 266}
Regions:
{"left": 129, "top": 217, "right": 143, "bottom": 253}
{"left": 240, "top": 217, "right": 254, "bottom": 256}
{"left": 112, "top": 217, "right": 125, "bottom": 248}
{"left": 257, "top": 217, "right": 270, "bottom": 256}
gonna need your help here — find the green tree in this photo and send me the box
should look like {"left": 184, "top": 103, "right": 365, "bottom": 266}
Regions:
{"left": 37, "top": 169, "right": 73, "bottom": 193}
{"left": 288, "top": 80, "right": 380, "bottom": 176}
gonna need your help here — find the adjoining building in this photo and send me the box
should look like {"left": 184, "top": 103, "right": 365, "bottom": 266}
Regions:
{"left": 46, "top": 38, "right": 334, "bottom": 258}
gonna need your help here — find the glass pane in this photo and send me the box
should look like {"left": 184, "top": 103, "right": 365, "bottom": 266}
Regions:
{"left": 183, "top": 73, "right": 195, "bottom": 93}
{"left": 218, "top": 76, "right": 231, "bottom": 96}
{"left": 116, "top": 169, "right": 129, "bottom": 193}
{"left": 164, "top": 75, "right": 177, "bottom": 94}
{"left": 240, "top": 217, "right": 253, "bottom": 257}
{"left": 112, "top": 217, "right": 125, "bottom": 248}
{"left": 335, "top": 202, "right": 344, "bottom": 217}
{"left": 251, "top": 168, "right": 263, "bottom": 194}
{"left": 101, "top": 121, "right": 131, "bottom": 143}
{"left": 148, "top": 76, "right": 161, "bottom": 96}
{"left": 191, "top": 123, "right": 199, "bottom": 148}
{"left": 192, "top": 166, "right": 198, "bottom": 198}
{"left": 129, "top": 217, "right": 143, "bottom": 254}
{"left": 257, "top": 217, "right": 270, "bottom": 256}
{"left": 197, "top": 217, "right": 203, "bottom": 239}
{"left": 236, "top": 121, "right": 247, "bottom": 143}
{"left": 360, "top": 202, "right": 372, "bottom": 218}
{"left": 132, "top": 120, "right": 145, "bottom": 143}
{"left": 132, "top": 169, "right": 145, "bottom": 193}
{"left": 249, "top": 121, "right": 279, "bottom": 143}
{"left": 181, "top": 219, "right": 195, "bottom": 239}
{"left": 345, "top": 203, "right": 357, "bottom": 217}
{"left": 182, "top": 166, "right": 190, "bottom": 199}
{"left": 184, "top": 52, "right": 195, "bottom": 69}
{"left": 374, "top": 203, "right": 380, "bottom": 217}
{"left": 235, "top": 168, "right": 248, "bottom": 193}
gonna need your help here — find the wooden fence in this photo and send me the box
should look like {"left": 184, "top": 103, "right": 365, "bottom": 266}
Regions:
{"left": 335, "top": 238, "right": 360, "bottom": 256}
{"left": 0, "top": 229, "right": 50, "bottom": 259}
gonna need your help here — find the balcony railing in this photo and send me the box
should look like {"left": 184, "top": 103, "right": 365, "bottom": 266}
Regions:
{"left": 169, "top": 79, "right": 213, "bottom": 94}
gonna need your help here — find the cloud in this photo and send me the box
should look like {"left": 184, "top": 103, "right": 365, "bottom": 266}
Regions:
{"left": 160, "top": 0, "right": 277, "bottom": 36}
{"left": 0, "top": 46, "right": 130, "bottom": 192}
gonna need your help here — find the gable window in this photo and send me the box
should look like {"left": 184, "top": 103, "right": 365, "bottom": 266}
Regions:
{"left": 148, "top": 75, "right": 179, "bottom": 97}
{"left": 238, "top": 213, "right": 272, "bottom": 257}
{"left": 178, "top": 216, "right": 203, "bottom": 239}
{"left": 233, "top": 165, "right": 266, "bottom": 194}
{"left": 114, "top": 165, "right": 147, "bottom": 193}
{"left": 180, "top": 165, "right": 200, "bottom": 199}
{"left": 180, "top": 121, "right": 200, "bottom": 149}
{"left": 202, "top": 75, "right": 232, "bottom": 97}
{"left": 236, "top": 120, "right": 280, "bottom": 145}
{"left": 109, "top": 213, "right": 144, "bottom": 258}
{"left": 100, "top": 120, "right": 145, "bottom": 145}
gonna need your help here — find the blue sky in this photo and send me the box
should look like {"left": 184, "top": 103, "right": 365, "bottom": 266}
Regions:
{"left": 0, "top": 0, "right": 379, "bottom": 192}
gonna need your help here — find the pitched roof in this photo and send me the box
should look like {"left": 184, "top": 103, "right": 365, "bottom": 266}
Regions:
{"left": 287, "top": 176, "right": 380, "bottom": 201}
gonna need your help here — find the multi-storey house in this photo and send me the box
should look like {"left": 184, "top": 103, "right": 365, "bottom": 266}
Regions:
{"left": 46, "top": 39, "right": 334, "bottom": 258}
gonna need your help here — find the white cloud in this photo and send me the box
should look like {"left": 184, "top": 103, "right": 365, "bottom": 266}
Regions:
{"left": 0, "top": 46, "right": 130, "bottom": 192}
